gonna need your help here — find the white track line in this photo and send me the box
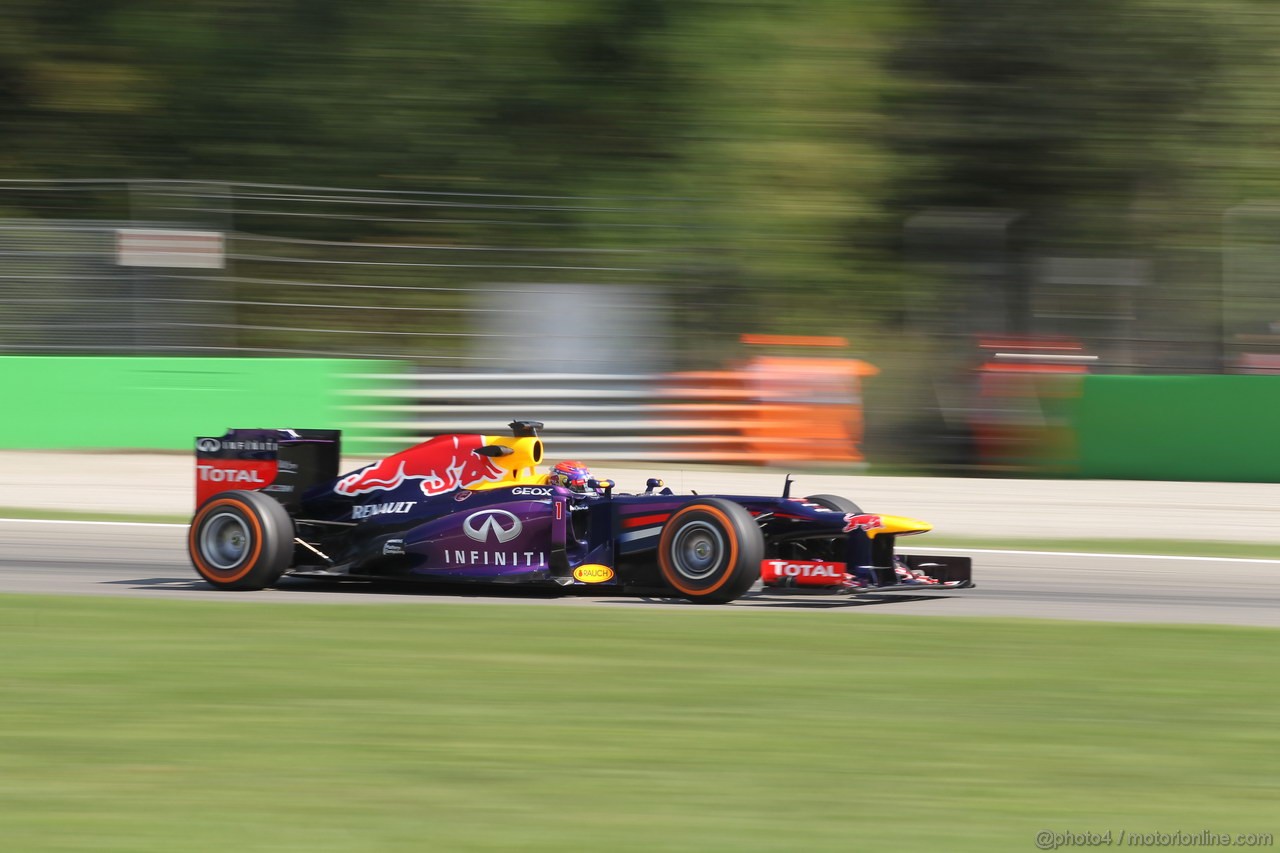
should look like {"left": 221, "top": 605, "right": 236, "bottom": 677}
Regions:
{"left": 0, "top": 517, "right": 185, "bottom": 529}
{"left": 2, "top": 518, "right": 1278, "bottom": 564}
{"left": 906, "top": 547, "right": 1280, "bottom": 565}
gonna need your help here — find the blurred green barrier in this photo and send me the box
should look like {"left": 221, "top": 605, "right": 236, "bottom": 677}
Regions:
{"left": 1061, "top": 375, "right": 1280, "bottom": 482}
{"left": 0, "top": 357, "right": 404, "bottom": 453}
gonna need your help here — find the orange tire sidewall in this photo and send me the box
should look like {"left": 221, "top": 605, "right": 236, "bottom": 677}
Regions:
{"left": 189, "top": 497, "right": 265, "bottom": 585}
{"left": 657, "top": 504, "right": 740, "bottom": 597}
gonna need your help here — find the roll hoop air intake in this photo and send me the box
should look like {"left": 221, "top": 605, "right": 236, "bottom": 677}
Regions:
{"left": 476, "top": 422, "right": 545, "bottom": 475}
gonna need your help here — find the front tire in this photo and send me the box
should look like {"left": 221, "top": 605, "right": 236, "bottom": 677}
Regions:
{"left": 657, "top": 498, "right": 763, "bottom": 604}
{"left": 805, "top": 493, "right": 862, "bottom": 514}
{"left": 188, "top": 490, "right": 294, "bottom": 590}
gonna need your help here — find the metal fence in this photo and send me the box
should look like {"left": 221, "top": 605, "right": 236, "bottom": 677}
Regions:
{"left": 345, "top": 368, "right": 870, "bottom": 462}
{"left": 0, "top": 179, "right": 699, "bottom": 366}
{"left": 10, "top": 180, "right": 1268, "bottom": 465}
{"left": 6, "top": 180, "right": 1277, "bottom": 376}
{"left": 0, "top": 179, "right": 877, "bottom": 463}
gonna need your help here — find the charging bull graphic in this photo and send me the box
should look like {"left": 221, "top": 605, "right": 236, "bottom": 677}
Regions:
{"left": 842, "top": 513, "right": 883, "bottom": 533}
{"left": 335, "top": 434, "right": 506, "bottom": 497}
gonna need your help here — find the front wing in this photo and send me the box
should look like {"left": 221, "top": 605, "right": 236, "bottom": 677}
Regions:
{"left": 760, "top": 554, "right": 973, "bottom": 594}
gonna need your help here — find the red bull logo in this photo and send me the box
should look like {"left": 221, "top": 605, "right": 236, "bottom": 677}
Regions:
{"left": 335, "top": 434, "right": 505, "bottom": 497}
{"left": 842, "top": 513, "right": 883, "bottom": 533}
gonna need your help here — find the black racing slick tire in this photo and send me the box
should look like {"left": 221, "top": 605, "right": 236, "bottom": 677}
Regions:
{"left": 188, "top": 490, "right": 294, "bottom": 591}
{"left": 657, "top": 498, "right": 763, "bottom": 604}
{"left": 805, "top": 493, "right": 863, "bottom": 514}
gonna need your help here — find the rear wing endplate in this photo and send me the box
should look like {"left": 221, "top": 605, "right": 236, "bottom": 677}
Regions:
{"left": 194, "top": 428, "right": 341, "bottom": 509}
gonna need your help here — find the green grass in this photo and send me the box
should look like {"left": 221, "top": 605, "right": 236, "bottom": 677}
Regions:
{"left": 0, "top": 506, "right": 188, "bottom": 524}
{"left": 1, "top": 596, "right": 1277, "bottom": 852}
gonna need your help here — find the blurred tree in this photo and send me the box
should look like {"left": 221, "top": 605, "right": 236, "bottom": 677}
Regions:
{"left": 886, "top": 0, "right": 1222, "bottom": 252}
{"left": 880, "top": 0, "right": 1280, "bottom": 373}
{"left": 7, "top": 0, "right": 1280, "bottom": 368}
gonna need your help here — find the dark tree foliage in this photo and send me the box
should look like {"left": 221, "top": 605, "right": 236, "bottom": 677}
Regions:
{"left": 0, "top": 0, "right": 1277, "bottom": 348}
{"left": 886, "top": 0, "right": 1222, "bottom": 250}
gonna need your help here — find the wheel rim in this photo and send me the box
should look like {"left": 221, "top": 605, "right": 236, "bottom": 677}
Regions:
{"left": 670, "top": 521, "right": 725, "bottom": 580}
{"left": 200, "top": 511, "right": 252, "bottom": 570}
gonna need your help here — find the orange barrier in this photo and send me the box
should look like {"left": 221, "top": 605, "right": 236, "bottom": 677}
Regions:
{"left": 662, "top": 344, "right": 878, "bottom": 464}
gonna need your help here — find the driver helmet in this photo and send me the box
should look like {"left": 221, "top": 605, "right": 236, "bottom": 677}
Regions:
{"left": 549, "top": 460, "right": 594, "bottom": 493}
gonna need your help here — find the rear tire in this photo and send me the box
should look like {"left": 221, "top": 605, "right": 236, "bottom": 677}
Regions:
{"left": 657, "top": 498, "right": 763, "bottom": 604}
{"left": 188, "top": 490, "right": 294, "bottom": 590}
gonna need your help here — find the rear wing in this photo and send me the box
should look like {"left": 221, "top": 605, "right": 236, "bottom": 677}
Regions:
{"left": 195, "top": 428, "right": 341, "bottom": 510}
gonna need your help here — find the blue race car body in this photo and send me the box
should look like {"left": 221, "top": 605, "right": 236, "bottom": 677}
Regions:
{"left": 188, "top": 421, "right": 972, "bottom": 603}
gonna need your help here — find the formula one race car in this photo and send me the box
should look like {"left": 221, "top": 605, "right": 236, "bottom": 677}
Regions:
{"left": 188, "top": 422, "right": 972, "bottom": 604}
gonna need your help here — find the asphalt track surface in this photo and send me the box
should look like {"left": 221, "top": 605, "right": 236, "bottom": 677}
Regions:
{"left": 2, "top": 519, "right": 1279, "bottom": 627}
